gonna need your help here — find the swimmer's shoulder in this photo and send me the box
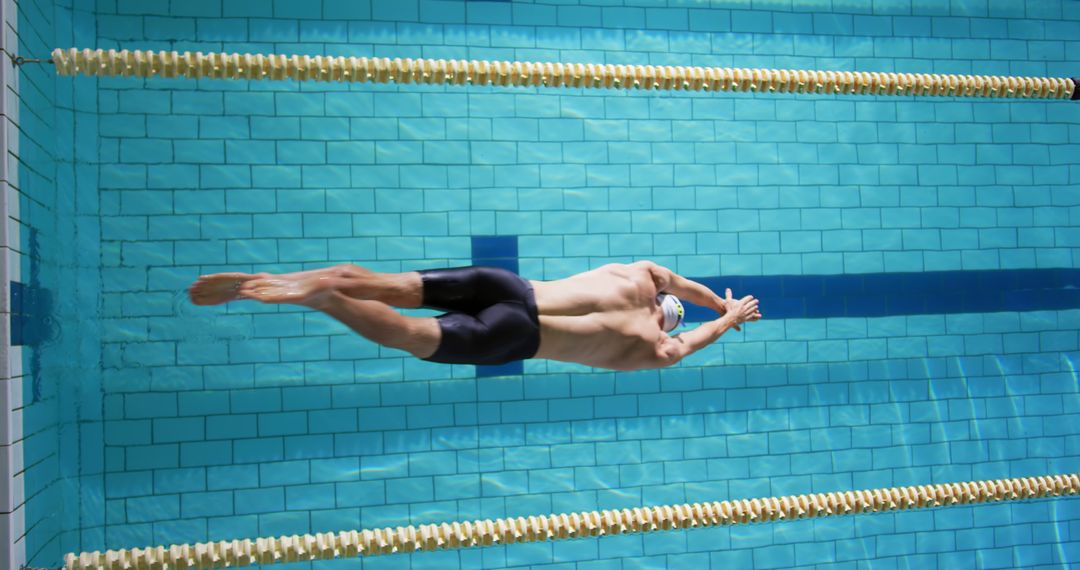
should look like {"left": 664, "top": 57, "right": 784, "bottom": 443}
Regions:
{"left": 593, "top": 261, "right": 648, "bottom": 277}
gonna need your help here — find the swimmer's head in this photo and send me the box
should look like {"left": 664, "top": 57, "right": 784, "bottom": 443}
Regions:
{"left": 657, "top": 293, "right": 685, "bottom": 333}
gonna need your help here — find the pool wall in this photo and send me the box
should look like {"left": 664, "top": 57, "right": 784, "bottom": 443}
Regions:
{"left": 5, "top": 0, "right": 102, "bottom": 566}
{"left": 19, "top": 0, "right": 1080, "bottom": 568}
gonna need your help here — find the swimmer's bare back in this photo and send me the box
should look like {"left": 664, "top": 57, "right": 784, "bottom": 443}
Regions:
{"left": 530, "top": 262, "right": 761, "bottom": 370}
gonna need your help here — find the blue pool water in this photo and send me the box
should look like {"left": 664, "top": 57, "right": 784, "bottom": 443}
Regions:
{"left": 11, "top": 0, "right": 1080, "bottom": 568}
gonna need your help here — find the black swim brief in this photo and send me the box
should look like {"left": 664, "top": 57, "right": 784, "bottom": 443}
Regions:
{"left": 418, "top": 266, "right": 540, "bottom": 365}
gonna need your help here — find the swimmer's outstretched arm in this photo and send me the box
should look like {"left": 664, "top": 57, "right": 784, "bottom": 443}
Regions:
{"left": 656, "top": 289, "right": 760, "bottom": 366}
{"left": 639, "top": 261, "right": 726, "bottom": 314}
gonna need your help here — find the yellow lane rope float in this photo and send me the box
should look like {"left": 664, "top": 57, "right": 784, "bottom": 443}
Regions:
{"left": 50, "top": 48, "right": 1079, "bottom": 100}
{"left": 65, "top": 473, "right": 1079, "bottom": 569}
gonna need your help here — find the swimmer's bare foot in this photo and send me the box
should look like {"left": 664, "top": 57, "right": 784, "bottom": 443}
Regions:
{"left": 237, "top": 274, "right": 338, "bottom": 308}
{"left": 188, "top": 272, "right": 269, "bottom": 306}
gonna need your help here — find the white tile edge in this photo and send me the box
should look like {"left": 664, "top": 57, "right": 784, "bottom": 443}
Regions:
{"left": 0, "top": 0, "right": 23, "bottom": 567}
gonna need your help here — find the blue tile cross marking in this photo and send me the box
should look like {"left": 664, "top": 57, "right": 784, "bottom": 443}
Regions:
{"left": 471, "top": 236, "right": 523, "bottom": 377}
{"left": 471, "top": 235, "right": 518, "bottom": 274}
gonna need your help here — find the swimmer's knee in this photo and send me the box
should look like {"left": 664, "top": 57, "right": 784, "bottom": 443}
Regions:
{"left": 397, "top": 317, "right": 440, "bottom": 359}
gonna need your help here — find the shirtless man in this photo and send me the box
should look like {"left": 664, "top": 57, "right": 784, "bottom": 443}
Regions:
{"left": 188, "top": 263, "right": 761, "bottom": 371}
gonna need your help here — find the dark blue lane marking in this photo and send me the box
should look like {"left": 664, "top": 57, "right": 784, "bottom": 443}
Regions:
{"left": 9, "top": 282, "right": 53, "bottom": 346}
{"left": 472, "top": 236, "right": 523, "bottom": 377}
{"left": 684, "top": 268, "right": 1080, "bottom": 322}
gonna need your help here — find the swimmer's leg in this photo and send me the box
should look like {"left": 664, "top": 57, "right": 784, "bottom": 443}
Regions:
{"left": 189, "top": 266, "right": 349, "bottom": 306}
{"left": 202, "top": 264, "right": 422, "bottom": 308}
{"left": 213, "top": 269, "right": 436, "bottom": 356}
{"left": 309, "top": 292, "right": 439, "bottom": 359}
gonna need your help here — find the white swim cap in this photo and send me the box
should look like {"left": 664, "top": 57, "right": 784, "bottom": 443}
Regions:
{"left": 658, "top": 294, "right": 685, "bottom": 332}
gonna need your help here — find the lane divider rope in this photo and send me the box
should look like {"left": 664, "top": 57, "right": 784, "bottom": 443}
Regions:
{"left": 51, "top": 48, "right": 1078, "bottom": 100}
{"left": 65, "top": 473, "right": 1079, "bottom": 569}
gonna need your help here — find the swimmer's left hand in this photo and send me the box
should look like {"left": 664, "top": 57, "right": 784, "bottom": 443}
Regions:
{"left": 723, "top": 288, "right": 762, "bottom": 331}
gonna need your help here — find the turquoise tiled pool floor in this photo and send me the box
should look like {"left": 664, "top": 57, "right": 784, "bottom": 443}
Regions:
{"left": 13, "top": 0, "right": 1080, "bottom": 568}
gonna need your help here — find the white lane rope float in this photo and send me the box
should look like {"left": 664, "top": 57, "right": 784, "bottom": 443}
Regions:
{"left": 41, "top": 48, "right": 1080, "bottom": 100}
{"left": 64, "top": 473, "right": 1080, "bottom": 569}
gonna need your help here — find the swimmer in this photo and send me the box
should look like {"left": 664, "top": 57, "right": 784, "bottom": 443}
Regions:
{"left": 188, "top": 262, "right": 761, "bottom": 371}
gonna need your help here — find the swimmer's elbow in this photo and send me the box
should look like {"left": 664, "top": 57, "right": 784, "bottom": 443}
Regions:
{"left": 654, "top": 343, "right": 687, "bottom": 368}
{"left": 635, "top": 260, "right": 672, "bottom": 290}
{"left": 659, "top": 355, "right": 684, "bottom": 368}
